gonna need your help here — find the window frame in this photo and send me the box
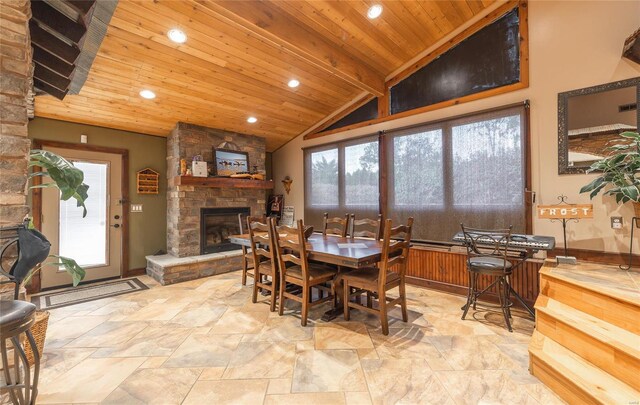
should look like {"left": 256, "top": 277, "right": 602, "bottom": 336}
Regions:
{"left": 303, "top": 101, "right": 532, "bottom": 240}
{"left": 303, "top": 135, "right": 381, "bottom": 229}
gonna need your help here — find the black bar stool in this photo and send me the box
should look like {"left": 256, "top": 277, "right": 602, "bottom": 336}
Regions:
{"left": 0, "top": 221, "right": 49, "bottom": 404}
{"left": 460, "top": 224, "right": 514, "bottom": 332}
{"left": 1, "top": 300, "right": 39, "bottom": 404}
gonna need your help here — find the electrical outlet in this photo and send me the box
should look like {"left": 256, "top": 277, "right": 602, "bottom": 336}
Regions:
{"left": 611, "top": 216, "right": 623, "bottom": 229}
{"left": 131, "top": 204, "right": 143, "bottom": 213}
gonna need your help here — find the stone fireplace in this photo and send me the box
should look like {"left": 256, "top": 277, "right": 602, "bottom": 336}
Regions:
{"left": 146, "top": 122, "right": 270, "bottom": 285}
{"left": 165, "top": 123, "right": 267, "bottom": 258}
{"left": 200, "top": 207, "right": 249, "bottom": 254}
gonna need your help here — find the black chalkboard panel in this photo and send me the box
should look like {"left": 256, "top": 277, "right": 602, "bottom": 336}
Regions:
{"left": 324, "top": 98, "right": 378, "bottom": 132}
{"left": 390, "top": 8, "right": 520, "bottom": 115}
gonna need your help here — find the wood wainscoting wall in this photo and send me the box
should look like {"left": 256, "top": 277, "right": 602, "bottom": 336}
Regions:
{"left": 405, "top": 246, "right": 544, "bottom": 308}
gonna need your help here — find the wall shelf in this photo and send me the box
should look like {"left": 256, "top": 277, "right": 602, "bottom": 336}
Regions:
{"left": 137, "top": 167, "right": 159, "bottom": 194}
{"left": 169, "top": 176, "right": 274, "bottom": 189}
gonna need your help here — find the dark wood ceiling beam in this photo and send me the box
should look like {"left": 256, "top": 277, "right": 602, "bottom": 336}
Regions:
{"left": 30, "top": 21, "right": 81, "bottom": 65}
{"left": 34, "top": 78, "right": 68, "bottom": 100}
{"left": 623, "top": 28, "right": 640, "bottom": 65}
{"left": 199, "top": 0, "right": 385, "bottom": 97}
{"left": 33, "top": 45, "right": 75, "bottom": 78}
{"left": 31, "top": 1, "right": 86, "bottom": 44}
{"left": 34, "top": 63, "right": 72, "bottom": 92}
{"left": 66, "top": 0, "right": 96, "bottom": 14}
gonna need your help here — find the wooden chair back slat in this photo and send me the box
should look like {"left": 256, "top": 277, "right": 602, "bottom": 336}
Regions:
{"left": 275, "top": 219, "right": 310, "bottom": 280}
{"left": 378, "top": 218, "right": 413, "bottom": 283}
{"left": 247, "top": 217, "right": 275, "bottom": 262}
{"left": 322, "top": 213, "right": 350, "bottom": 237}
{"left": 281, "top": 254, "right": 302, "bottom": 266}
{"left": 349, "top": 214, "right": 382, "bottom": 240}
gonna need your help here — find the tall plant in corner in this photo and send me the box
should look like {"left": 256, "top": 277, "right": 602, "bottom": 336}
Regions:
{"left": 579, "top": 131, "right": 640, "bottom": 217}
{"left": 26, "top": 149, "right": 89, "bottom": 287}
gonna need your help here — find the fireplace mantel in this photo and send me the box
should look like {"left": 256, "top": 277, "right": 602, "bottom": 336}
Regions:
{"left": 169, "top": 176, "right": 274, "bottom": 189}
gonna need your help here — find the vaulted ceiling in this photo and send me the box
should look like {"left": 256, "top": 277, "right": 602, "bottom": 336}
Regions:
{"left": 34, "top": 0, "right": 495, "bottom": 151}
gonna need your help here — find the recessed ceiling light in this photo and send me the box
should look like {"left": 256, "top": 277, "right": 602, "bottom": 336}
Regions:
{"left": 288, "top": 79, "right": 300, "bottom": 88}
{"left": 247, "top": 116, "right": 258, "bottom": 123}
{"left": 367, "top": 4, "right": 383, "bottom": 19}
{"left": 167, "top": 29, "right": 187, "bottom": 44}
{"left": 139, "top": 89, "right": 156, "bottom": 99}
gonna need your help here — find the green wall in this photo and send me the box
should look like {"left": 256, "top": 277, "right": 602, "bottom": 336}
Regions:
{"left": 28, "top": 118, "right": 167, "bottom": 270}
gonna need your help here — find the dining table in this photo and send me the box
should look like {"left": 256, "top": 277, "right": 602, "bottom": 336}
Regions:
{"left": 228, "top": 232, "right": 385, "bottom": 320}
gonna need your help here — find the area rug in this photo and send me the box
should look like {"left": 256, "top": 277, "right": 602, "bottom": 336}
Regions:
{"left": 30, "top": 278, "right": 149, "bottom": 310}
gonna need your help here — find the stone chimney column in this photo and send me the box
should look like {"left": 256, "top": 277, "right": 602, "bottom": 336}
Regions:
{"left": 0, "top": 0, "right": 32, "bottom": 226}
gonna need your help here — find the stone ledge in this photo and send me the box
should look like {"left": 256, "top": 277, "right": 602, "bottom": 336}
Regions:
{"left": 145, "top": 250, "right": 243, "bottom": 286}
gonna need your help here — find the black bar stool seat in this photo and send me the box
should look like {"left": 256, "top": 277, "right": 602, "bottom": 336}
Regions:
{"left": 1, "top": 300, "right": 37, "bottom": 336}
{"left": 468, "top": 257, "right": 513, "bottom": 275}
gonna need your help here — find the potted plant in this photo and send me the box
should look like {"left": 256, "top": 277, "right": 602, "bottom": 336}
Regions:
{"left": 0, "top": 149, "right": 89, "bottom": 364}
{"left": 579, "top": 131, "right": 640, "bottom": 217}
{"left": 27, "top": 149, "right": 88, "bottom": 285}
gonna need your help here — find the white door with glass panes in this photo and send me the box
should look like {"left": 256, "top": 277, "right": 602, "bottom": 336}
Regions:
{"left": 41, "top": 146, "right": 123, "bottom": 289}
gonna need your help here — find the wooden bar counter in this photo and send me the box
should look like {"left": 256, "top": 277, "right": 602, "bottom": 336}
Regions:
{"left": 404, "top": 245, "right": 544, "bottom": 309}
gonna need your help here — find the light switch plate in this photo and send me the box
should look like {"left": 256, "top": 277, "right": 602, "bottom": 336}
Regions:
{"left": 131, "top": 204, "right": 143, "bottom": 213}
{"left": 611, "top": 216, "right": 623, "bottom": 229}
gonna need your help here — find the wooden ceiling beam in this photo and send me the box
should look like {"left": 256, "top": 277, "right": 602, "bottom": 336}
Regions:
{"left": 31, "top": 1, "right": 86, "bottom": 44}
{"left": 33, "top": 45, "right": 75, "bottom": 77}
{"left": 34, "top": 63, "right": 71, "bottom": 92}
{"left": 34, "top": 78, "right": 68, "bottom": 100}
{"left": 66, "top": 0, "right": 96, "bottom": 15}
{"left": 29, "top": 21, "right": 81, "bottom": 65}
{"left": 197, "top": 0, "right": 385, "bottom": 97}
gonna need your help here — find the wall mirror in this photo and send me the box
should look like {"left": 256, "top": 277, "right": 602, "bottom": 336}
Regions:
{"left": 558, "top": 77, "right": 639, "bottom": 174}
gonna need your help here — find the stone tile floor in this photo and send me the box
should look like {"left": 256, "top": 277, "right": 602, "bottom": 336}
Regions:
{"left": 28, "top": 271, "right": 563, "bottom": 404}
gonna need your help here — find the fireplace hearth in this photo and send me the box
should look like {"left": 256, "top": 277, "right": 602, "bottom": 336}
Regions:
{"left": 200, "top": 207, "right": 250, "bottom": 254}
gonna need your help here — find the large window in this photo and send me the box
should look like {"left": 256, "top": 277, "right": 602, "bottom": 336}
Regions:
{"left": 391, "top": 128, "right": 444, "bottom": 207}
{"left": 387, "top": 105, "right": 527, "bottom": 241}
{"left": 304, "top": 104, "right": 529, "bottom": 242}
{"left": 308, "top": 148, "right": 338, "bottom": 207}
{"left": 305, "top": 137, "right": 379, "bottom": 228}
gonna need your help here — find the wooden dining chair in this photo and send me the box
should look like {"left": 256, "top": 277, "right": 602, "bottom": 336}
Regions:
{"left": 275, "top": 219, "right": 337, "bottom": 326}
{"left": 247, "top": 217, "right": 279, "bottom": 312}
{"left": 322, "top": 213, "right": 350, "bottom": 237}
{"left": 342, "top": 217, "right": 414, "bottom": 335}
{"left": 349, "top": 214, "right": 383, "bottom": 240}
{"left": 239, "top": 214, "right": 267, "bottom": 286}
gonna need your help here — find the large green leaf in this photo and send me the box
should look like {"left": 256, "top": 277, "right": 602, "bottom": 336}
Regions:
{"left": 579, "top": 177, "right": 604, "bottom": 194}
{"left": 620, "top": 131, "right": 640, "bottom": 139}
{"left": 21, "top": 255, "right": 86, "bottom": 287}
{"left": 49, "top": 255, "right": 86, "bottom": 287}
{"left": 621, "top": 185, "right": 640, "bottom": 202}
{"left": 29, "top": 149, "right": 89, "bottom": 217}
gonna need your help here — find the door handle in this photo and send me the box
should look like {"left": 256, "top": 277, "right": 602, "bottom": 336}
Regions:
{"left": 525, "top": 188, "right": 536, "bottom": 204}
{"left": 111, "top": 224, "right": 121, "bottom": 229}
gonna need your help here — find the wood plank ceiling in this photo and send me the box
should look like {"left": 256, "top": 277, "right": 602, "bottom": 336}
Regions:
{"left": 34, "top": 0, "right": 494, "bottom": 151}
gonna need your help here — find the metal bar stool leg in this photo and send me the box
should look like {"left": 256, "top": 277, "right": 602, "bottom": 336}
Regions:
{"left": 1, "top": 338, "right": 19, "bottom": 405}
{"left": 11, "top": 335, "right": 30, "bottom": 405}
{"left": 461, "top": 270, "right": 474, "bottom": 320}
{"left": 505, "top": 274, "right": 513, "bottom": 319}
{"left": 26, "top": 330, "right": 40, "bottom": 404}
{"left": 472, "top": 273, "right": 479, "bottom": 310}
{"left": 498, "top": 277, "right": 512, "bottom": 332}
